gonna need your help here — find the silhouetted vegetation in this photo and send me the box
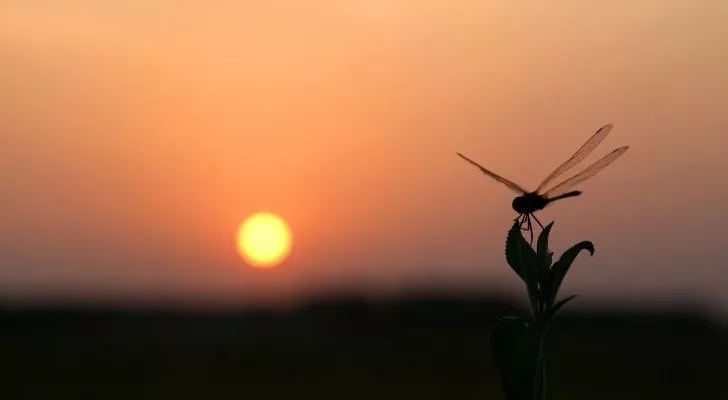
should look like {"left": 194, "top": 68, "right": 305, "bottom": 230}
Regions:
{"left": 1, "top": 294, "right": 725, "bottom": 399}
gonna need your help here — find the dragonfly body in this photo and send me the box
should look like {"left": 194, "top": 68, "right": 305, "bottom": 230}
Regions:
{"left": 512, "top": 191, "right": 580, "bottom": 215}
{"left": 457, "top": 123, "right": 628, "bottom": 243}
{"left": 511, "top": 192, "right": 581, "bottom": 214}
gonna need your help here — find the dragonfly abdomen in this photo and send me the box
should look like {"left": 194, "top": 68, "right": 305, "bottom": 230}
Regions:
{"left": 546, "top": 190, "right": 582, "bottom": 203}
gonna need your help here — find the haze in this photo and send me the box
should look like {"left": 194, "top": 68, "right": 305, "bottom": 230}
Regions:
{"left": 1, "top": 1, "right": 727, "bottom": 314}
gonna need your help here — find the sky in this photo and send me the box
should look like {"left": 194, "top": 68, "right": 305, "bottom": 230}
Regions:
{"left": 1, "top": 1, "right": 727, "bottom": 314}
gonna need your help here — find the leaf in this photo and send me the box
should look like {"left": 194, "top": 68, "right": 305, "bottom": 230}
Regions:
{"left": 505, "top": 221, "right": 539, "bottom": 313}
{"left": 547, "top": 241, "right": 594, "bottom": 306}
{"left": 490, "top": 317, "right": 545, "bottom": 400}
{"left": 536, "top": 222, "right": 553, "bottom": 261}
{"left": 536, "top": 222, "right": 554, "bottom": 287}
{"left": 537, "top": 294, "right": 578, "bottom": 331}
{"left": 505, "top": 221, "right": 531, "bottom": 282}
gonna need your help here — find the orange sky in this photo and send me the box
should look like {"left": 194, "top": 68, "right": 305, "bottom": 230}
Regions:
{"left": 1, "top": 1, "right": 727, "bottom": 312}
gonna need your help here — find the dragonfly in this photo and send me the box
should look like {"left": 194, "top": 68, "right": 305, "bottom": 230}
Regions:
{"left": 457, "top": 123, "right": 629, "bottom": 244}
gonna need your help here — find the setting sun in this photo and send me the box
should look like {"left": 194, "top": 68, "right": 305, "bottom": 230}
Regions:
{"left": 236, "top": 213, "right": 292, "bottom": 269}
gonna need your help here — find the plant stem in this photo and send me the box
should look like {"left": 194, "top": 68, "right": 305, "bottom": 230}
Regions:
{"left": 534, "top": 345, "right": 546, "bottom": 400}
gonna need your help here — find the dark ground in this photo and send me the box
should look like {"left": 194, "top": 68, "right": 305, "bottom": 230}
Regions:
{"left": 1, "top": 295, "right": 725, "bottom": 399}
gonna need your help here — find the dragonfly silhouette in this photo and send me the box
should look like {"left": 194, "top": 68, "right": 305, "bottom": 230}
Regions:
{"left": 457, "top": 124, "right": 629, "bottom": 243}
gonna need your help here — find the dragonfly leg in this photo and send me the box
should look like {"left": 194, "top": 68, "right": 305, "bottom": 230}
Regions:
{"left": 527, "top": 214, "right": 534, "bottom": 245}
{"left": 532, "top": 213, "right": 545, "bottom": 230}
{"left": 531, "top": 214, "right": 554, "bottom": 255}
{"left": 517, "top": 214, "right": 529, "bottom": 230}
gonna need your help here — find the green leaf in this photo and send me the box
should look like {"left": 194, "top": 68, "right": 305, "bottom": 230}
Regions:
{"left": 547, "top": 241, "right": 594, "bottom": 306}
{"left": 490, "top": 317, "right": 546, "bottom": 400}
{"left": 505, "top": 221, "right": 539, "bottom": 314}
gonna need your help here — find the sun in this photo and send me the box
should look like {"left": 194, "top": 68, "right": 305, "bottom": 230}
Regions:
{"left": 236, "top": 212, "right": 292, "bottom": 269}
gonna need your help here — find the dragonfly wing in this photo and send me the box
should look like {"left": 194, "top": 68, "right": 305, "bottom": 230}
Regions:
{"left": 543, "top": 146, "right": 629, "bottom": 199}
{"left": 457, "top": 152, "right": 528, "bottom": 194}
{"left": 535, "top": 124, "right": 613, "bottom": 193}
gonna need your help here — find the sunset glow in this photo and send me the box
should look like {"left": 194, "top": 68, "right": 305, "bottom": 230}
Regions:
{"left": 1, "top": 1, "right": 727, "bottom": 310}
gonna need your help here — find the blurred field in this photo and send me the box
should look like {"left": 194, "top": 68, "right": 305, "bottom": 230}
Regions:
{"left": 1, "top": 295, "right": 726, "bottom": 399}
